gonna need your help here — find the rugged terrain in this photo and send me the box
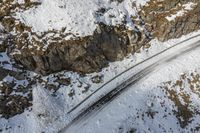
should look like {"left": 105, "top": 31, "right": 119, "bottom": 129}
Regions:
{"left": 0, "top": 0, "right": 200, "bottom": 132}
{"left": 0, "top": 0, "right": 199, "bottom": 75}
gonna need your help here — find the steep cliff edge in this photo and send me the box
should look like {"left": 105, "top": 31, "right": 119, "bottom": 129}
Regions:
{"left": 0, "top": 0, "right": 149, "bottom": 75}
{"left": 1, "top": 0, "right": 200, "bottom": 75}
{"left": 12, "top": 23, "right": 148, "bottom": 75}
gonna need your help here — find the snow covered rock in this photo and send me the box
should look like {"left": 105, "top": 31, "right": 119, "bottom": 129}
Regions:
{"left": 0, "top": 0, "right": 150, "bottom": 75}
{"left": 139, "top": 0, "right": 200, "bottom": 41}
{"left": 12, "top": 23, "right": 147, "bottom": 75}
{"left": 1, "top": 0, "right": 200, "bottom": 75}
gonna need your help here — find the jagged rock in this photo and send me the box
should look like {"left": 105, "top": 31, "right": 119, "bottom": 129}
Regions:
{"left": 0, "top": 95, "right": 32, "bottom": 119}
{"left": 0, "top": 0, "right": 149, "bottom": 75}
{"left": 139, "top": 0, "right": 200, "bottom": 41}
{"left": 91, "top": 75, "right": 104, "bottom": 84}
{"left": 12, "top": 24, "right": 147, "bottom": 75}
{"left": 2, "top": 0, "right": 200, "bottom": 76}
{"left": 55, "top": 77, "right": 71, "bottom": 86}
{"left": 47, "top": 84, "right": 58, "bottom": 92}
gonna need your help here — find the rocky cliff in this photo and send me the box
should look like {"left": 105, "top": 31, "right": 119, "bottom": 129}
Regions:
{"left": 140, "top": 0, "right": 200, "bottom": 41}
{"left": 12, "top": 23, "right": 147, "bottom": 75}
{"left": 1, "top": 0, "right": 200, "bottom": 75}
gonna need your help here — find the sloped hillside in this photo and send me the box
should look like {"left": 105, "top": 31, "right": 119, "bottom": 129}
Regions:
{"left": 1, "top": 0, "right": 200, "bottom": 133}
{"left": 0, "top": 0, "right": 150, "bottom": 75}
{"left": 1, "top": 0, "right": 200, "bottom": 75}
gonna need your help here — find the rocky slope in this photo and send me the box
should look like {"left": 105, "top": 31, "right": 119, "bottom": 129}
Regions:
{"left": 140, "top": 0, "right": 200, "bottom": 41}
{"left": 1, "top": 1, "right": 200, "bottom": 133}
{"left": 0, "top": 0, "right": 200, "bottom": 120}
{"left": 1, "top": 0, "right": 149, "bottom": 75}
{"left": 1, "top": 0, "right": 199, "bottom": 75}
{"left": 13, "top": 23, "right": 148, "bottom": 75}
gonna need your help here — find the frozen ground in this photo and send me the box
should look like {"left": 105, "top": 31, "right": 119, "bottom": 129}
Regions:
{"left": 15, "top": 0, "right": 149, "bottom": 38}
{"left": 1, "top": 26, "right": 200, "bottom": 132}
{"left": 1, "top": 0, "right": 200, "bottom": 132}
{"left": 63, "top": 30, "right": 200, "bottom": 133}
{"left": 66, "top": 46, "right": 200, "bottom": 132}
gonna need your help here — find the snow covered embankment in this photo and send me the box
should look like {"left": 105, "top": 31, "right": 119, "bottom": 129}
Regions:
{"left": 0, "top": 0, "right": 151, "bottom": 75}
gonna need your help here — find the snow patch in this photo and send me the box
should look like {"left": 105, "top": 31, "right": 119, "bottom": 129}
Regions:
{"left": 166, "top": 2, "right": 197, "bottom": 21}
{"left": 15, "top": 0, "right": 150, "bottom": 38}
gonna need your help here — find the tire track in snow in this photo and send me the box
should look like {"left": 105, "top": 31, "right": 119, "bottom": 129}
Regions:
{"left": 60, "top": 35, "right": 200, "bottom": 132}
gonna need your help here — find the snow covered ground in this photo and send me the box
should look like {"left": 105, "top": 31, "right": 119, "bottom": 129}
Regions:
{"left": 1, "top": 0, "right": 200, "bottom": 132}
{"left": 65, "top": 33, "right": 200, "bottom": 133}
{"left": 1, "top": 27, "right": 200, "bottom": 132}
{"left": 66, "top": 52, "right": 200, "bottom": 133}
{"left": 15, "top": 0, "right": 149, "bottom": 38}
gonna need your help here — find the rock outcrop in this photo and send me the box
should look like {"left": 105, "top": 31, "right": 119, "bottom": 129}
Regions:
{"left": 139, "top": 0, "right": 200, "bottom": 41}
{"left": 12, "top": 24, "right": 147, "bottom": 75}
{"left": 1, "top": 0, "right": 200, "bottom": 75}
{"left": 0, "top": 0, "right": 149, "bottom": 75}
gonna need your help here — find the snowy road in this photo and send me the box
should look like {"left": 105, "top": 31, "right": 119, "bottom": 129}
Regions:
{"left": 60, "top": 35, "right": 200, "bottom": 133}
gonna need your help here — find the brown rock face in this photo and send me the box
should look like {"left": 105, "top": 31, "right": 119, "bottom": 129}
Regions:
{"left": 2, "top": 0, "right": 200, "bottom": 75}
{"left": 13, "top": 24, "right": 147, "bottom": 75}
{"left": 139, "top": 0, "right": 200, "bottom": 41}
{"left": 1, "top": 0, "right": 149, "bottom": 76}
